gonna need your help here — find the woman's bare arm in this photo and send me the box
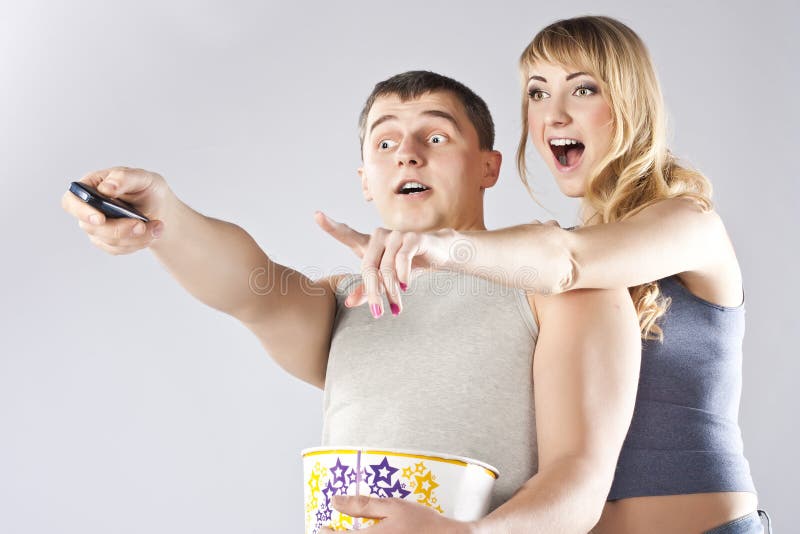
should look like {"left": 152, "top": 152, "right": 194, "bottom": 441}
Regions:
{"left": 449, "top": 197, "right": 741, "bottom": 302}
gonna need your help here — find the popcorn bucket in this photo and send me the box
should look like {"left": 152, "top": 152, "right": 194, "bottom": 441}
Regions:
{"left": 302, "top": 446, "right": 498, "bottom": 533}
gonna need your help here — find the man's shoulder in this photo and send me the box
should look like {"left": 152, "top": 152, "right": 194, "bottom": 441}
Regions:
{"left": 320, "top": 273, "right": 359, "bottom": 295}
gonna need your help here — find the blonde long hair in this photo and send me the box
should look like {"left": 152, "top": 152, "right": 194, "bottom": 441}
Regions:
{"left": 517, "top": 16, "right": 713, "bottom": 340}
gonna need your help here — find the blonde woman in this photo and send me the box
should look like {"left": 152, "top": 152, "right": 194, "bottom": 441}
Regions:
{"left": 511, "top": 16, "right": 765, "bottom": 534}
{"left": 322, "top": 16, "right": 768, "bottom": 534}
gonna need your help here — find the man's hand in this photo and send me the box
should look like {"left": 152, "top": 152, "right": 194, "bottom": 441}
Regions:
{"left": 61, "top": 166, "right": 171, "bottom": 255}
{"left": 319, "top": 495, "right": 476, "bottom": 534}
{"left": 314, "top": 211, "right": 455, "bottom": 318}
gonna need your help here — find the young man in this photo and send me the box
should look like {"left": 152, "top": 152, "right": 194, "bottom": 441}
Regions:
{"left": 61, "top": 71, "right": 640, "bottom": 533}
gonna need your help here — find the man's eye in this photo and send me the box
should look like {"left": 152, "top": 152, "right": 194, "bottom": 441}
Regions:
{"left": 379, "top": 140, "right": 397, "bottom": 150}
{"left": 429, "top": 134, "right": 447, "bottom": 144}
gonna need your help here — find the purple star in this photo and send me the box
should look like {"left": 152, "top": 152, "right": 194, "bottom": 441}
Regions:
{"left": 383, "top": 479, "right": 411, "bottom": 499}
{"left": 369, "top": 456, "right": 399, "bottom": 486}
{"left": 316, "top": 506, "right": 332, "bottom": 523}
{"left": 321, "top": 480, "right": 335, "bottom": 503}
{"left": 329, "top": 457, "right": 351, "bottom": 486}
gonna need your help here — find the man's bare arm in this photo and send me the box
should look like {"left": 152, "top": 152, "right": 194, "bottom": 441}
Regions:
{"left": 150, "top": 197, "right": 337, "bottom": 388}
{"left": 63, "top": 167, "right": 336, "bottom": 388}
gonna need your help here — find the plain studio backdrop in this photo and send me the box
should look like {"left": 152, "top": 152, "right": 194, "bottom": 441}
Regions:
{"left": 1, "top": 1, "right": 797, "bottom": 532}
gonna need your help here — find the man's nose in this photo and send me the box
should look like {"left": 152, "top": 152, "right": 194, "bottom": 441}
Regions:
{"left": 395, "top": 137, "right": 424, "bottom": 167}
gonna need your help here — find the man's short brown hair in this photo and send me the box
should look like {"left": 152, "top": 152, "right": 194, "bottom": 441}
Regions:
{"left": 358, "top": 70, "right": 495, "bottom": 154}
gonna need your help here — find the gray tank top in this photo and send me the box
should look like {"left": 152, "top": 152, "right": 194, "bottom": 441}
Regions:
{"left": 322, "top": 271, "right": 539, "bottom": 512}
{"left": 608, "top": 275, "right": 756, "bottom": 499}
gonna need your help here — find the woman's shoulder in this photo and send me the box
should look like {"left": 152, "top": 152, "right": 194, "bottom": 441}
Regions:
{"left": 652, "top": 198, "right": 741, "bottom": 307}
{"left": 641, "top": 195, "right": 721, "bottom": 224}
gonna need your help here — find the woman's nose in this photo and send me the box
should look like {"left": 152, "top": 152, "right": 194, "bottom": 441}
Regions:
{"left": 543, "top": 98, "right": 571, "bottom": 127}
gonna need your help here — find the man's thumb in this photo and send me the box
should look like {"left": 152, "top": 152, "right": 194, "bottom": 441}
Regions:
{"left": 98, "top": 179, "right": 119, "bottom": 195}
{"left": 97, "top": 167, "right": 153, "bottom": 197}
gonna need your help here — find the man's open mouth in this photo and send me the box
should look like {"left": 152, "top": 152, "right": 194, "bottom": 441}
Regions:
{"left": 549, "top": 138, "right": 585, "bottom": 168}
{"left": 396, "top": 181, "right": 432, "bottom": 195}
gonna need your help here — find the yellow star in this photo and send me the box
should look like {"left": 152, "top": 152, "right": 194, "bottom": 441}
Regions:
{"left": 307, "top": 470, "right": 321, "bottom": 493}
{"left": 413, "top": 470, "right": 440, "bottom": 501}
{"left": 331, "top": 512, "right": 354, "bottom": 531}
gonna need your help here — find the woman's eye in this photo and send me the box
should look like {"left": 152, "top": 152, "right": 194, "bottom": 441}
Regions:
{"left": 379, "top": 140, "right": 397, "bottom": 150}
{"left": 429, "top": 134, "right": 447, "bottom": 144}
{"left": 574, "top": 85, "right": 597, "bottom": 97}
{"left": 527, "top": 89, "right": 548, "bottom": 101}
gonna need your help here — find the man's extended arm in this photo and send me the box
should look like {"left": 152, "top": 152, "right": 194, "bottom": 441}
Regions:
{"left": 149, "top": 194, "right": 336, "bottom": 388}
{"left": 63, "top": 167, "right": 336, "bottom": 388}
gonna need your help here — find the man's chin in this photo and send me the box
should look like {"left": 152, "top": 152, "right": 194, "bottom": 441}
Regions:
{"left": 387, "top": 215, "right": 444, "bottom": 233}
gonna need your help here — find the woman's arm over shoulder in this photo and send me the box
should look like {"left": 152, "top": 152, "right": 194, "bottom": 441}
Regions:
{"left": 563, "top": 197, "right": 741, "bottom": 295}
{"left": 442, "top": 197, "right": 739, "bottom": 300}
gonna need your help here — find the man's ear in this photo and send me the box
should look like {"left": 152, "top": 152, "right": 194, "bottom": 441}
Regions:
{"left": 480, "top": 150, "right": 502, "bottom": 189}
{"left": 358, "top": 167, "right": 373, "bottom": 202}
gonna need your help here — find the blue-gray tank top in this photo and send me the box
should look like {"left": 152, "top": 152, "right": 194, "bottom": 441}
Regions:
{"left": 607, "top": 275, "right": 756, "bottom": 499}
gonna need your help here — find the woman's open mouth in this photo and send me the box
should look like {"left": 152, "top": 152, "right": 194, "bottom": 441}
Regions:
{"left": 549, "top": 138, "right": 585, "bottom": 171}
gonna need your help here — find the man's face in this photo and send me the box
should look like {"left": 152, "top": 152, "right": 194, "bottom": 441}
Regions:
{"left": 359, "top": 91, "right": 501, "bottom": 232}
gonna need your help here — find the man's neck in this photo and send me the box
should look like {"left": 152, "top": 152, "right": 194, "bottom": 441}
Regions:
{"left": 453, "top": 220, "right": 487, "bottom": 232}
{"left": 396, "top": 216, "right": 487, "bottom": 233}
{"left": 426, "top": 220, "right": 487, "bottom": 233}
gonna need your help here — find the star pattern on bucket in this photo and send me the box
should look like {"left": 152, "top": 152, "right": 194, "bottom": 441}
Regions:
{"left": 413, "top": 470, "right": 439, "bottom": 505}
{"left": 329, "top": 458, "right": 351, "bottom": 486}
{"left": 369, "top": 456, "right": 399, "bottom": 486}
{"left": 306, "top": 455, "right": 446, "bottom": 534}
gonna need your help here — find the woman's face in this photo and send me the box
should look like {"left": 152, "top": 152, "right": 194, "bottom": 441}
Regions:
{"left": 525, "top": 61, "right": 614, "bottom": 197}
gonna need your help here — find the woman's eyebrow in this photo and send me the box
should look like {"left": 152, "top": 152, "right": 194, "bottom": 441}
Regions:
{"left": 528, "top": 71, "right": 590, "bottom": 83}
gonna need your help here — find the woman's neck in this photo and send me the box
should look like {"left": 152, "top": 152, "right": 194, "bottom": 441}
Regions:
{"left": 580, "top": 200, "right": 600, "bottom": 226}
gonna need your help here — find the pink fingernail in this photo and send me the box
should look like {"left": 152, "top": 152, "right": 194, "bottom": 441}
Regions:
{"left": 390, "top": 303, "right": 400, "bottom": 316}
{"left": 370, "top": 303, "right": 382, "bottom": 318}
{"left": 399, "top": 282, "right": 407, "bottom": 292}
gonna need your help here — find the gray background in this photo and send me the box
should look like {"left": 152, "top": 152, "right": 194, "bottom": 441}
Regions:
{"left": 1, "top": 0, "right": 797, "bottom": 532}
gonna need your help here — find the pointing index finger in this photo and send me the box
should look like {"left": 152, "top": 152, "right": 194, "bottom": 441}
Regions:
{"left": 314, "top": 211, "right": 370, "bottom": 256}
